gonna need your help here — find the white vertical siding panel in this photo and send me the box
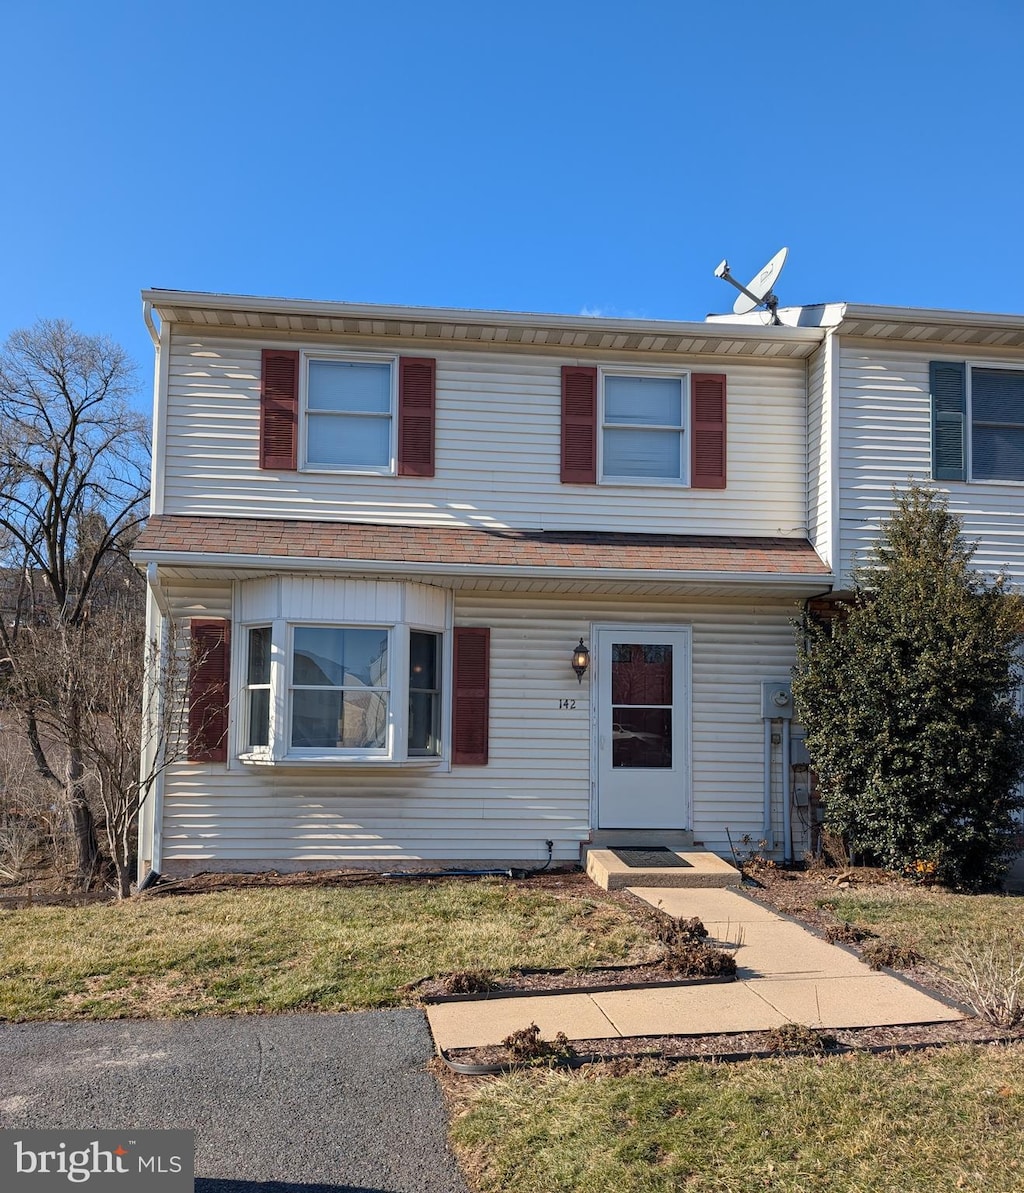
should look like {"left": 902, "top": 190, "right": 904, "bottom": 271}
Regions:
{"left": 161, "top": 331, "right": 809, "bottom": 539}
{"left": 839, "top": 340, "right": 1024, "bottom": 584}
{"left": 158, "top": 587, "right": 804, "bottom": 867}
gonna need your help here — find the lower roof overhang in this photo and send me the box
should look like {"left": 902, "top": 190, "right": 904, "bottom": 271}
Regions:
{"left": 133, "top": 516, "right": 834, "bottom": 599}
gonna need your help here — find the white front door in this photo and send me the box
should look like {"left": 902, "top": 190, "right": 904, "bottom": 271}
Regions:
{"left": 595, "top": 626, "right": 690, "bottom": 829}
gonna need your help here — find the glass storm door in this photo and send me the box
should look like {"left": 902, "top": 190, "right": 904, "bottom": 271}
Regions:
{"left": 595, "top": 627, "right": 690, "bottom": 829}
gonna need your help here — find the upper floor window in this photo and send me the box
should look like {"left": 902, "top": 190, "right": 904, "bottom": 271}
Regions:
{"left": 601, "top": 372, "right": 688, "bottom": 484}
{"left": 304, "top": 357, "right": 395, "bottom": 472}
{"left": 971, "top": 367, "right": 1024, "bottom": 482}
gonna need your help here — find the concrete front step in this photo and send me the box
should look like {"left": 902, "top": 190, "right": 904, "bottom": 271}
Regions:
{"left": 585, "top": 847, "right": 742, "bottom": 891}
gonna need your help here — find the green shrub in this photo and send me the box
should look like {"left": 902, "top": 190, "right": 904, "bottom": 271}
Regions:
{"left": 794, "top": 486, "right": 1024, "bottom": 889}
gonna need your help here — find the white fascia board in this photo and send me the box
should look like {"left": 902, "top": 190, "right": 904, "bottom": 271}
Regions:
{"left": 140, "top": 288, "right": 825, "bottom": 349}
{"left": 840, "top": 303, "right": 1024, "bottom": 332}
{"left": 135, "top": 548, "right": 832, "bottom": 591}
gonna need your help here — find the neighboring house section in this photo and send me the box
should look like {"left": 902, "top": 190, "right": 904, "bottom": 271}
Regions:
{"left": 713, "top": 302, "right": 1024, "bottom": 585}
{"left": 133, "top": 292, "right": 831, "bottom": 877}
{"left": 835, "top": 309, "right": 1024, "bottom": 585}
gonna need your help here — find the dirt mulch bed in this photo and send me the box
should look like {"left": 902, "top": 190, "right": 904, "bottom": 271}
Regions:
{"left": 442, "top": 1018, "right": 1024, "bottom": 1073}
{"left": 411, "top": 961, "right": 729, "bottom": 1001}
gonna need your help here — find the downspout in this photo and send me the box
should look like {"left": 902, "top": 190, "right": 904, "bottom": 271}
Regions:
{"left": 140, "top": 562, "right": 171, "bottom": 887}
{"left": 143, "top": 299, "right": 160, "bottom": 348}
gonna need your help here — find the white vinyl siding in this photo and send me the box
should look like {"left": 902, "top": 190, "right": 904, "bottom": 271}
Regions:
{"left": 806, "top": 335, "right": 833, "bottom": 570}
{"left": 151, "top": 582, "right": 806, "bottom": 870}
{"left": 160, "top": 331, "right": 808, "bottom": 539}
{"left": 838, "top": 340, "right": 1024, "bottom": 585}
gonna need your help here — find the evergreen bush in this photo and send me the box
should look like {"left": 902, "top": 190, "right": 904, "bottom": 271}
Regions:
{"left": 793, "top": 485, "right": 1024, "bottom": 888}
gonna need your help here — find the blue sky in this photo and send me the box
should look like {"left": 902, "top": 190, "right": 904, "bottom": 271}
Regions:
{"left": 3, "top": 1, "right": 1024, "bottom": 387}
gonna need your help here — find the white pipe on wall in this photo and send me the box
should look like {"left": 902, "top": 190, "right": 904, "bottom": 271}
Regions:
{"left": 782, "top": 718, "right": 793, "bottom": 863}
{"left": 762, "top": 719, "right": 774, "bottom": 846}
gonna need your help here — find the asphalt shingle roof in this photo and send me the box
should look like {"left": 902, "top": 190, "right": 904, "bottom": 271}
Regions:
{"left": 135, "top": 515, "right": 829, "bottom": 576}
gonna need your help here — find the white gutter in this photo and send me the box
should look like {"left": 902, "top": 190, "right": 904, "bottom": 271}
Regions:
{"left": 141, "top": 288, "right": 826, "bottom": 348}
{"left": 142, "top": 299, "right": 160, "bottom": 347}
{"left": 840, "top": 302, "right": 1024, "bottom": 331}
{"left": 146, "top": 562, "right": 170, "bottom": 615}
{"left": 134, "top": 549, "right": 832, "bottom": 590}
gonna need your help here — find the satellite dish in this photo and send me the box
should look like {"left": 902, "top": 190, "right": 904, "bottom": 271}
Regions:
{"left": 713, "top": 247, "right": 789, "bottom": 324}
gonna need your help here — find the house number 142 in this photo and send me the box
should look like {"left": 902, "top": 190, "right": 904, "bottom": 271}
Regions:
{"left": 558, "top": 699, "right": 577, "bottom": 710}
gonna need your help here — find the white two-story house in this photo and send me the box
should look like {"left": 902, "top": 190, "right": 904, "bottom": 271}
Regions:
{"left": 132, "top": 290, "right": 1024, "bottom": 881}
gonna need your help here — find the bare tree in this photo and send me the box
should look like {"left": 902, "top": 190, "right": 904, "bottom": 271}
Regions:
{"left": 12, "top": 606, "right": 192, "bottom": 898}
{"left": 0, "top": 319, "right": 149, "bottom": 885}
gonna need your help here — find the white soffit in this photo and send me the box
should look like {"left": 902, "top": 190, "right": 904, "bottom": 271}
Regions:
{"left": 142, "top": 289, "right": 826, "bottom": 360}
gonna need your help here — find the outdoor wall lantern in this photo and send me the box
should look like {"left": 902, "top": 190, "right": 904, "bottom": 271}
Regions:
{"left": 572, "top": 638, "right": 590, "bottom": 683}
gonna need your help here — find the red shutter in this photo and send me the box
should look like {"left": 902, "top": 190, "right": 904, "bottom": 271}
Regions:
{"left": 561, "top": 366, "right": 598, "bottom": 484}
{"left": 260, "top": 349, "right": 299, "bottom": 470}
{"left": 691, "top": 373, "right": 727, "bottom": 489}
{"left": 452, "top": 627, "right": 489, "bottom": 765}
{"left": 188, "top": 619, "right": 231, "bottom": 763}
{"left": 398, "top": 357, "right": 436, "bottom": 477}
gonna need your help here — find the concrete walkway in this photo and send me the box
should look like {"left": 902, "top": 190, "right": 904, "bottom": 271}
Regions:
{"left": 426, "top": 887, "right": 964, "bottom": 1051}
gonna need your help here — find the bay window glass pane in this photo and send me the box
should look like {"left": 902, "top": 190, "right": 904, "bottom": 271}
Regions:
{"left": 291, "top": 689, "right": 389, "bottom": 749}
{"left": 604, "top": 428, "right": 681, "bottom": 479}
{"left": 247, "top": 626, "right": 271, "bottom": 684}
{"left": 308, "top": 360, "right": 391, "bottom": 412}
{"left": 409, "top": 631, "right": 441, "bottom": 756}
{"left": 605, "top": 376, "right": 682, "bottom": 426}
{"left": 293, "top": 628, "right": 388, "bottom": 688}
{"left": 409, "top": 631, "right": 438, "bottom": 689}
{"left": 307, "top": 412, "right": 390, "bottom": 468}
{"left": 248, "top": 688, "right": 270, "bottom": 748}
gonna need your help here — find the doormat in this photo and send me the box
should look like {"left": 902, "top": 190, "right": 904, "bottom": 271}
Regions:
{"left": 608, "top": 847, "right": 692, "bottom": 869}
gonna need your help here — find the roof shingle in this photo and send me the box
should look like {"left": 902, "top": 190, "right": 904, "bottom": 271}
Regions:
{"left": 135, "top": 516, "right": 830, "bottom": 577}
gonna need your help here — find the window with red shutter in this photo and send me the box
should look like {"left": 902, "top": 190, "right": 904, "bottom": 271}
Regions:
{"left": 398, "top": 357, "right": 436, "bottom": 476}
{"left": 260, "top": 350, "right": 299, "bottom": 471}
{"left": 188, "top": 619, "right": 232, "bottom": 763}
{"left": 690, "top": 373, "right": 727, "bottom": 489}
{"left": 452, "top": 627, "right": 490, "bottom": 766}
{"left": 561, "top": 366, "right": 598, "bottom": 484}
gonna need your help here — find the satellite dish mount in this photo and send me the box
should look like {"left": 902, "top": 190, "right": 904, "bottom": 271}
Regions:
{"left": 714, "top": 247, "right": 789, "bottom": 325}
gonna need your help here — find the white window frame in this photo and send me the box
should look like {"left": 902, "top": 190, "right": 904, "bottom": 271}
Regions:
{"left": 287, "top": 622, "right": 393, "bottom": 760}
{"left": 598, "top": 367, "right": 690, "bottom": 487}
{"left": 235, "top": 618, "right": 449, "bottom": 768}
{"left": 243, "top": 624, "right": 273, "bottom": 752}
{"left": 299, "top": 350, "right": 398, "bottom": 476}
{"left": 966, "top": 360, "right": 1024, "bottom": 486}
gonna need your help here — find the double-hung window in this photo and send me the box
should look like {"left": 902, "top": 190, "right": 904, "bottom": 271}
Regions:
{"left": 304, "top": 357, "right": 395, "bottom": 472}
{"left": 601, "top": 372, "right": 687, "bottom": 484}
{"left": 971, "top": 367, "right": 1024, "bottom": 482}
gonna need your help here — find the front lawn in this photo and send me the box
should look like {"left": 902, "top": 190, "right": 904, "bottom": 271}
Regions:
{"left": 815, "top": 884, "right": 1022, "bottom": 963}
{"left": 0, "top": 877, "right": 649, "bottom": 1020}
{"left": 450, "top": 1045, "right": 1024, "bottom": 1193}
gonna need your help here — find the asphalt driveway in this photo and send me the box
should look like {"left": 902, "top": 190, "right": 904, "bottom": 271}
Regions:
{"left": 0, "top": 1009, "right": 468, "bottom": 1193}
